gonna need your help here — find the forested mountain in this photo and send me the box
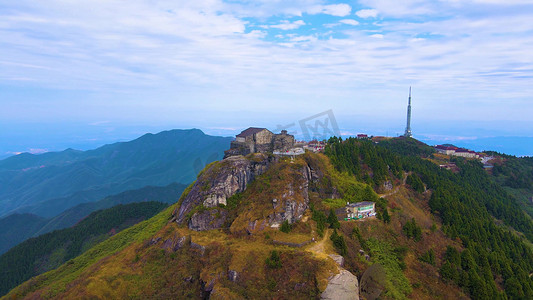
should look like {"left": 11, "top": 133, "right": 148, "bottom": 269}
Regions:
{"left": 0, "top": 129, "right": 231, "bottom": 218}
{"left": 488, "top": 153, "right": 533, "bottom": 218}
{"left": 325, "top": 137, "right": 533, "bottom": 299}
{"left": 0, "top": 202, "right": 168, "bottom": 296}
{"left": 0, "top": 182, "right": 187, "bottom": 255}
{"left": 3, "top": 137, "right": 532, "bottom": 299}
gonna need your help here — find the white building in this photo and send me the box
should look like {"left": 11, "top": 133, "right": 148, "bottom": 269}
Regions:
{"left": 345, "top": 201, "right": 376, "bottom": 220}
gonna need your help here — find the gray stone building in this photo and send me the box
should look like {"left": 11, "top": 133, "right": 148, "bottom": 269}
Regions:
{"left": 224, "top": 127, "right": 295, "bottom": 158}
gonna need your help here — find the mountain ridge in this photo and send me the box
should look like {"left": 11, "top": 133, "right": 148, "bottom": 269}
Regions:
{"left": 0, "top": 128, "right": 231, "bottom": 218}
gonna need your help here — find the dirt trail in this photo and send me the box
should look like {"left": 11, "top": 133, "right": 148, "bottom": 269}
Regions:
{"left": 378, "top": 172, "right": 409, "bottom": 198}
{"left": 308, "top": 229, "right": 331, "bottom": 257}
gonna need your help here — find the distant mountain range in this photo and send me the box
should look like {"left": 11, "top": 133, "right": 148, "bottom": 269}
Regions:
{"left": 0, "top": 182, "right": 188, "bottom": 255}
{"left": 0, "top": 129, "right": 232, "bottom": 218}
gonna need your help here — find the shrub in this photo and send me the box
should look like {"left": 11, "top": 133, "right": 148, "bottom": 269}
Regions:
{"left": 280, "top": 220, "right": 292, "bottom": 233}
{"left": 419, "top": 249, "right": 436, "bottom": 265}
{"left": 265, "top": 250, "right": 282, "bottom": 269}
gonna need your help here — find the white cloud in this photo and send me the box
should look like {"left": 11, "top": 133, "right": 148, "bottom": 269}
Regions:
{"left": 308, "top": 4, "right": 352, "bottom": 16}
{"left": 355, "top": 9, "right": 379, "bottom": 18}
{"left": 268, "top": 20, "right": 306, "bottom": 30}
{"left": 289, "top": 35, "right": 317, "bottom": 42}
{"left": 1, "top": 0, "right": 533, "bottom": 126}
{"left": 358, "top": 0, "right": 434, "bottom": 16}
{"left": 339, "top": 19, "right": 359, "bottom": 26}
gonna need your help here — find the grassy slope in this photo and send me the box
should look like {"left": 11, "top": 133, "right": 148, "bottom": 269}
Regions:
{"left": 0, "top": 182, "right": 187, "bottom": 256}
{"left": 4, "top": 202, "right": 177, "bottom": 299}
{"left": 0, "top": 202, "right": 168, "bottom": 296}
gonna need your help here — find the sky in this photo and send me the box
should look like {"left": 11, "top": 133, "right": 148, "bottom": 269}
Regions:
{"left": 1, "top": 0, "right": 532, "bottom": 156}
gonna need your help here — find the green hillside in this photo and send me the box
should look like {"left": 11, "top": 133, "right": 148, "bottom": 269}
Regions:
{"left": 0, "top": 201, "right": 168, "bottom": 296}
{"left": 0, "top": 129, "right": 231, "bottom": 218}
{"left": 489, "top": 154, "right": 533, "bottom": 218}
{"left": 326, "top": 137, "right": 533, "bottom": 299}
{"left": 0, "top": 182, "right": 187, "bottom": 255}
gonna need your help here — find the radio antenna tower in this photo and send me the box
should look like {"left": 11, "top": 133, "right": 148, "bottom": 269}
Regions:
{"left": 404, "top": 87, "right": 412, "bottom": 138}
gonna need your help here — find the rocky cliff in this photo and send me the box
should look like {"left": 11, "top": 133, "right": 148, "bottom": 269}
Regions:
{"left": 174, "top": 153, "right": 273, "bottom": 230}
{"left": 173, "top": 152, "right": 326, "bottom": 232}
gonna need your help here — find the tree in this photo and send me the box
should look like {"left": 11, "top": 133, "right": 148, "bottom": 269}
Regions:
{"left": 382, "top": 208, "right": 391, "bottom": 224}
{"left": 327, "top": 209, "right": 340, "bottom": 229}
{"left": 280, "top": 220, "right": 292, "bottom": 233}
{"left": 330, "top": 229, "right": 347, "bottom": 256}
{"left": 419, "top": 249, "right": 435, "bottom": 265}
{"left": 402, "top": 218, "right": 422, "bottom": 241}
{"left": 265, "top": 250, "right": 282, "bottom": 269}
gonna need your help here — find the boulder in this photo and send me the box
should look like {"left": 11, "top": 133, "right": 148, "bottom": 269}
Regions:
{"left": 329, "top": 254, "right": 345, "bottom": 267}
{"left": 321, "top": 269, "right": 359, "bottom": 300}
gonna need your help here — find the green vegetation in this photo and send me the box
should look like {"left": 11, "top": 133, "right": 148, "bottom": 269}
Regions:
{"left": 265, "top": 250, "right": 282, "bottom": 269}
{"left": 326, "top": 137, "right": 533, "bottom": 299}
{"left": 327, "top": 209, "right": 340, "bottom": 229}
{"left": 0, "top": 202, "right": 168, "bottom": 297}
{"left": 280, "top": 220, "right": 292, "bottom": 233}
{"left": 402, "top": 218, "right": 422, "bottom": 241}
{"left": 225, "top": 192, "right": 243, "bottom": 210}
{"left": 5, "top": 201, "right": 179, "bottom": 299}
{"left": 0, "top": 129, "right": 230, "bottom": 219}
{"left": 0, "top": 182, "right": 187, "bottom": 255}
{"left": 406, "top": 173, "right": 425, "bottom": 193}
{"left": 375, "top": 197, "right": 390, "bottom": 224}
{"left": 366, "top": 238, "right": 412, "bottom": 299}
{"left": 490, "top": 154, "right": 533, "bottom": 190}
{"left": 419, "top": 249, "right": 436, "bottom": 266}
{"left": 311, "top": 207, "right": 327, "bottom": 237}
{"left": 330, "top": 229, "right": 347, "bottom": 256}
{"left": 322, "top": 198, "right": 346, "bottom": 209}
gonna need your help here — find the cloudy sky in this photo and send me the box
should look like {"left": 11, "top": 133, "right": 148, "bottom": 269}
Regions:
{"left": 1, "top": 0, "right": 532, "bottom": 154}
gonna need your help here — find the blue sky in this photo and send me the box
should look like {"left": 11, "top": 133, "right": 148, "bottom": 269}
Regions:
{"left": 1, "top": 0, "right": 533, "bottom": 156}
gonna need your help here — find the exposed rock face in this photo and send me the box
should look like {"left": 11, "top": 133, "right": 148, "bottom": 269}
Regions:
{"left": 161, "top": 235, "right": 188, "bottom": 252}
{"left": 329, "top": 254, "right": 345, "bottom": 267}
{"left": 321, "top": 269, "right": 359, "bottom": 300}
{"left": 174, "top": 153, "right": 272, "bottom": 228}
{"left": 241, "top": 163, "right": 314, "bottom": 233}
{"left": 228, "top": 270, "right": 238, "bottom": 282}
{"left": 382, "top": 180, "right": 393, "bottom": 192}
{"left": 268, "top": 164, "right": 313, "bottom": 228}
{"left": 188, "top": 209, "right": 228, "bottom": 231}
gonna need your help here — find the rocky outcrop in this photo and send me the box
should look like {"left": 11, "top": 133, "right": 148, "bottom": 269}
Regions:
{"left": 266, "top": 164, "right": 312, "bottom": 228}
{"left": 228, "top": 270, "right": 238, "bottom": 282}
{"left": 329, "top": 254, "right": 345, "bottom": 267}
{"left": 321, "top": 269, "right": 359, "bottom": 300}
{"left": 161, "top": 234, "right": 188, "bottom": 252}
{"left": 174, "top": 153, "right": 273, "bottom": 228}
{"left": 188, "top": 209, "right": 228, "bottom": 231}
